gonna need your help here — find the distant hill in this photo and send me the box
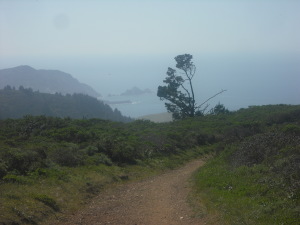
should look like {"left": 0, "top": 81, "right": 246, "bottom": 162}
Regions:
{"left": 0, "top": 65, "right": 100, "bottom": 97}
{"left": 0, "top": 87, "right": 132, "bottom": 122}
{"left": 121, "top": 87, "right": 152, "bottom": 96}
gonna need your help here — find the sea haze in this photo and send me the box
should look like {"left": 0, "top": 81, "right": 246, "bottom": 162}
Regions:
{"left": 0, "top": 53, "right": 299, "bottom": 118}
{"left": 103, "top": 94, "right": 165, "bottom": 118}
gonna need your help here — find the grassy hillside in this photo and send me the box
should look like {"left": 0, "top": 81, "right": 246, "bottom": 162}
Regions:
{"left": 193, "top": 106, "right": 300, "bottom": 224}
{"left": 0, "top": 104, "right": 299, "bottom": 224}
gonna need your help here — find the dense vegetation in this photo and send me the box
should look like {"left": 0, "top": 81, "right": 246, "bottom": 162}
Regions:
{"left": 0, "top": 86, "right": 131, "bottom": 122}
{"left": 0, "top": 104, "right": 299, "bottom": 224}
{"left": 193, "top": 105, "right": 300, "bottom": 224}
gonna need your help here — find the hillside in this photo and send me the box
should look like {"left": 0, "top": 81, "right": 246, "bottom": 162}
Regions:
{"left": 0, "top": 65, "right": 100, "bottom": 97}
{"left": 0, "top": 87, "right": 131, "bottom": 122}
{"left": 0, "top": 104, "right": 299, "bottom": 224}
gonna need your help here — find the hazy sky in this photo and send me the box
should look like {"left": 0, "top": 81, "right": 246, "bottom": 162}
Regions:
{"left": 1, "top": 0, "right": 300, "bottom": 57}
{"left": 0, "top": 0, "right": 299, "bottom": 116}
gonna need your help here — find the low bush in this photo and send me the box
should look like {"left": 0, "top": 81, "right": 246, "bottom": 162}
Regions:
{"left": 48, "top": 144, "right": 85, "bottom": 167}
{"left": 282, "top": 124, "right": 300, "bottom": 135}
{"left": 2, "top": 174, "right": 30, "bottom": 184}
{"left": 230, "top": 131, "right": 300, "bottom": 167}
{"left": 0, "top": 147, "right": 47, "bottom": 176}
{"left": 33, "top": 194, "right": 60, "bottom": 211}
{"left": 0, "top": 160, "right": 8, "bottom": 178}
{"left": 85, "top": 153, "right": 113, "bottom": 166}
{"left": 29, "top": 168, "right": 70, "bottom": 181}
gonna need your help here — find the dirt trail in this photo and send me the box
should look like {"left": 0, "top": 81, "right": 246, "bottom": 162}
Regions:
{"left": 56, "top": 159, "right": 206, "bottom": 225}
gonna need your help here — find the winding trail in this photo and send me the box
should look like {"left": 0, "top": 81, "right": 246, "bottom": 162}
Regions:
{"left": 57, "top": 159, "right": 206, "bottom": 225}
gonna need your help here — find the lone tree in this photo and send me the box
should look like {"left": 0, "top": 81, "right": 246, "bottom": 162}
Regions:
{"left": 157, "top": 54, "right": 226, "bottom": 119}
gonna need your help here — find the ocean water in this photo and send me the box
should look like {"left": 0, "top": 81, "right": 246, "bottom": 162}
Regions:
{"left": 104, "top": 93, "right": 166, "bottom": 118}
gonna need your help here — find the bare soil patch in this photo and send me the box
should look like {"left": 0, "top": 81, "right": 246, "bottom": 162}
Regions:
{"left": 50, "top": 159, "right": 207, "bottom": 225}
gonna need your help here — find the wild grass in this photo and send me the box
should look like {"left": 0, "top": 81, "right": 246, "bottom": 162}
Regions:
{"left": 193, "top": 144, "right": 300, "bottom": 225}
{"left": 0, "top": 166, "right": 114, "bottom": 224}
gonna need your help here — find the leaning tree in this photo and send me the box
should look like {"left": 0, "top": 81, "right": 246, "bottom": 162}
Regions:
{"left": 157, "top": 54, "right": 225, "bottom": 119}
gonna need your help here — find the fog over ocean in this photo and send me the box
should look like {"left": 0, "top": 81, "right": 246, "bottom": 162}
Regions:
{"left": 1, "top": 53, "right": 299, "bottom": 118}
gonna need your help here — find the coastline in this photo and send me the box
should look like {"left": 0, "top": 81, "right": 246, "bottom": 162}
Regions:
{"left": 138, "top": 112, "right": 173, "bottom": 123}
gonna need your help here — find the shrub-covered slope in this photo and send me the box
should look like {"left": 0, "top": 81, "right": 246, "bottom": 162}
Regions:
{"left": 193, "top": 106, "right": 300, "bottom": 225}
{"left": 0, "top": 104, "right": 299, "bottom": 224}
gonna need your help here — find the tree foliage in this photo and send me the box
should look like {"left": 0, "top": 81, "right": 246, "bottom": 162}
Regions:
{"left": 210, "top": 102, "right": 230, "bottom": 115}
{"left": 0, "top": 86, "right": 132, "bottom": 122}
{"left": 157, "top": 54, "right": 226, "bottom": 119}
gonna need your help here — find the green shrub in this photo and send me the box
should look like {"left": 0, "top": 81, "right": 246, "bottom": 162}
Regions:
{"left": 110, "top": 144, "right": 139, "bottom": 164}
{"left": 282, "top": 124, "right": 300, "bottom": 135}
{"left": 49, "top": 144, "right": 85, "bottom": 167}
{"left": 85, "top": 153, "right": 113, "bottom": 166}
{"left": 28, "top": 168, "right": 69, "bottom": 181}
{"left": 33, "top": 194, "right": 60, "bottom": 211}
{"left": 267, "top": 108, "right": 300, "bottom": 124}
{"left": 230, "top": 131, "right": 300, "bottom": 167}
{"left": 85, "top": 146, "right": 99, "bottom": 156}
{"left": 0, "top": 160, "right": 8, "bottom": 178}
{"left": 81, "top": 182, "right": 104, "bottom": 196}
{"left": 2, "top": 174, "right": 29, "bottom": 184}
{"left": 0, "top": 147, "right": 47, "bottom": 176}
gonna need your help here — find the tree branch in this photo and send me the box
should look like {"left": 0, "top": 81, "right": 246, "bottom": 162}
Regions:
{"left": 196, "top": 89, "right": 227, "bottom": 109}
{"left": 180, "top": 83, "right": 191, "bottom": 99}
{"left": 184, "top": 70, "right": 195, "bottom": 114}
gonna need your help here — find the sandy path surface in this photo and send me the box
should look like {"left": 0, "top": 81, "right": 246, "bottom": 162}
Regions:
{"left": 56, "top": 159, "right": 206, "bottom": 225}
